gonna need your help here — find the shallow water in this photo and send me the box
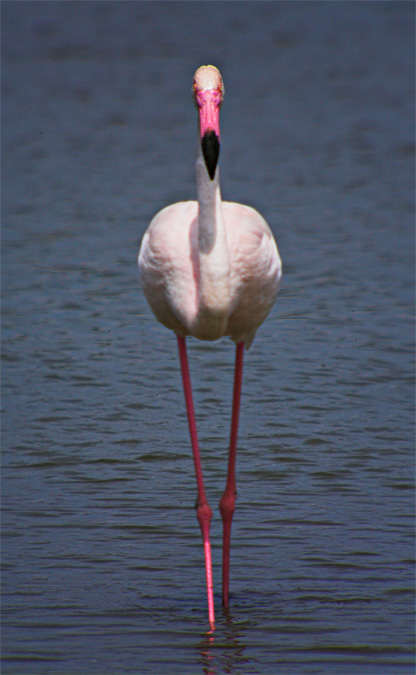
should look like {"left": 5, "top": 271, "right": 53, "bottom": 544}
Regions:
{"left": 2, "top": 2, "right": 415, "bottom": 674}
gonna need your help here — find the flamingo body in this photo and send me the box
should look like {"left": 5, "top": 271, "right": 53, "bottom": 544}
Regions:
{"left": 139, "top": 199, "right": 281, "bottom": 348}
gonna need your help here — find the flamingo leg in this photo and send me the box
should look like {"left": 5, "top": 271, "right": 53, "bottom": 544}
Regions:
{"left": 177, "top": 335, "right": 215, "bottom": 630}
{"left": 219, "top": 341, "right": 244, "bottom": 607}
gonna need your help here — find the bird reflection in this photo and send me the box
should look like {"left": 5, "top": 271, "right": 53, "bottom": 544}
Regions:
{"left": 196, "top": 608, "right": 252, "bottom": 675}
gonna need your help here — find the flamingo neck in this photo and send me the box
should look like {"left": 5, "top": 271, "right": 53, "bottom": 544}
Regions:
{"left": 196, "top": 148, "right": 222, "bottom": 249}
{"left": 193, "top": 142, "right": 231, "bottom": 340}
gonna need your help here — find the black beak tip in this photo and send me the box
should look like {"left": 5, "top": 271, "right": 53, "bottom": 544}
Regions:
{"left": 201, "top": 131, "right": 220, "bottom": 180}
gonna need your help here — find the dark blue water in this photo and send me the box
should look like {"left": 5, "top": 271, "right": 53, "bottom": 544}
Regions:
{"left": 2, "top": 2, "right": 415, "bottom": 674}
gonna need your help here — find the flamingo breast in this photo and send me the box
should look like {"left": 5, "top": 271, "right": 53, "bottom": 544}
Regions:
{"left": 138, "top": 201, "right": 282, "bottom": 348}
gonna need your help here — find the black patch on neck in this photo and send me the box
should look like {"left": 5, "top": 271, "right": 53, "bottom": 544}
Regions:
{"left": 201, "top": 130, "right": 220, "bottom": 180}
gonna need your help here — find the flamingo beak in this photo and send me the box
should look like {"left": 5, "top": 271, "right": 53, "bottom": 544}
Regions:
{"left": 201, "top": 131, "right": 220, "bottom": 181}
{"left": 196, "top": 89, "right": 221, "bottom": 180}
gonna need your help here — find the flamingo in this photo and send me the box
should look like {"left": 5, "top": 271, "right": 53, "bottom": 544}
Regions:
{"left": 138, "top": 65, "right": 282, "bottom": 630}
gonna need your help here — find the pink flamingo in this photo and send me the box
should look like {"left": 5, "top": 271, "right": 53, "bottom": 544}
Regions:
{"left": 138, "top": 65, "right": 282, "bottom": 630}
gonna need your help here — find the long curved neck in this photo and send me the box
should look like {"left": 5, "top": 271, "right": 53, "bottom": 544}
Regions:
{"left": 196, "top": 143, "right": 223, "bottom": 251}
{"left": 194, "top": 140, "right": 231, "bottom": 338}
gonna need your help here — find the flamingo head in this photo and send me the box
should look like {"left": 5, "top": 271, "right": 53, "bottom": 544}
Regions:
{"left": 193, "top": 65, "right": 224, "bottom": 180}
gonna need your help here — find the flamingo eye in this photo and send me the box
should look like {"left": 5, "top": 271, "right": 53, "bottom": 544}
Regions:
{"left": 192, "top": 82, "right": 200, "bottom": 108}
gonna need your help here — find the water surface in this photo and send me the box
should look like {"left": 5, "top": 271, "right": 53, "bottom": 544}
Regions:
{"left": 2, "top": 2, "right": 415, "bottom": 674}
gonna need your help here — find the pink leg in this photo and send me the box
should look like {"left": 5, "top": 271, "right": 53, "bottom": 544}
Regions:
{"left": 177, "top": 335, "right": 215, "bottom": 630}
{"left": 219, "top": 341, "right": 244, "bottom": 608}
